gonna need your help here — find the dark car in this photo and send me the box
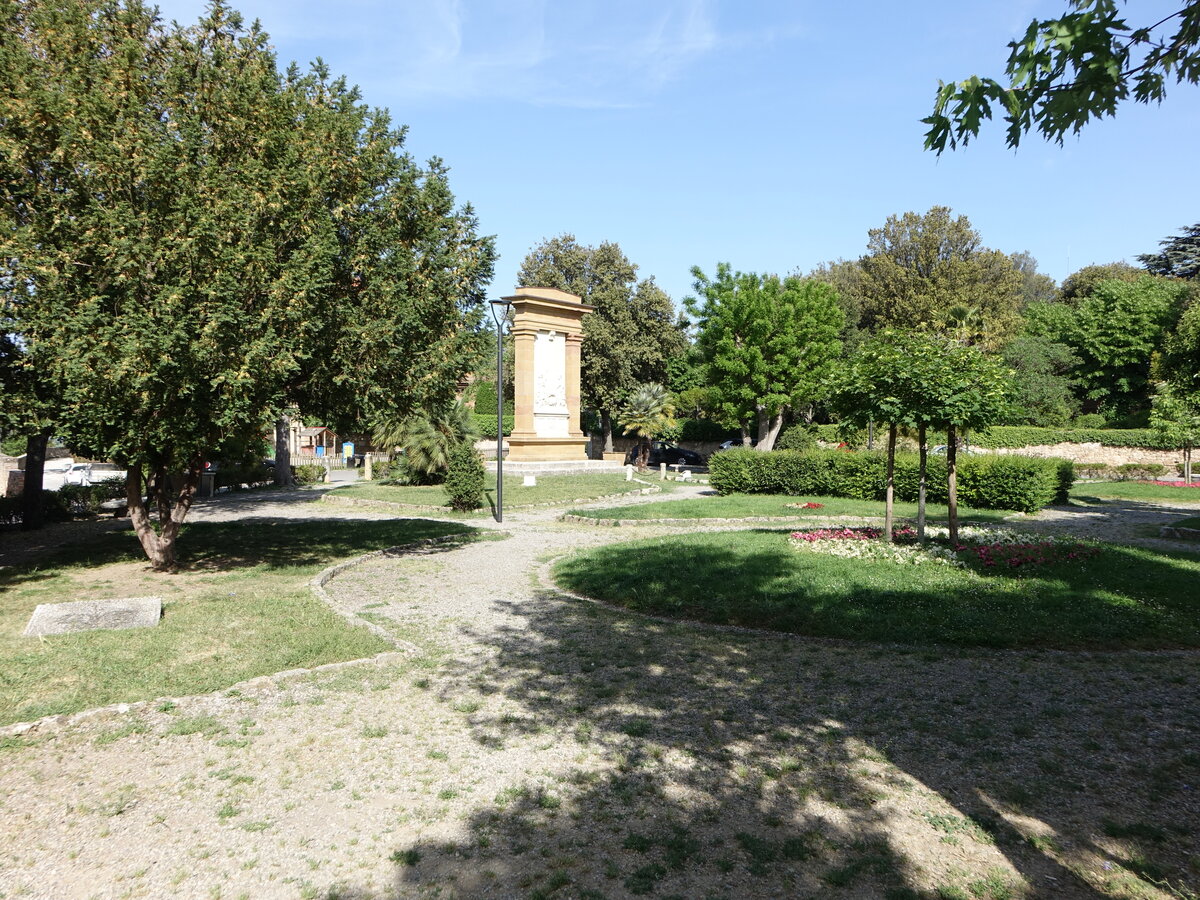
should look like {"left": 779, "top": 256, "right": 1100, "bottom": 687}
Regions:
{"left": 625, "top": 441, "right": 705, "bottom": 467}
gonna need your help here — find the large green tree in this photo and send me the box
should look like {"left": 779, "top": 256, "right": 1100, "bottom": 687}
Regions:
{"left": 687, "top": 264, "right": 844, "bottom": 450}
{"left": 856, "top": 207, "right": 1024, "bottom": 348}
{"left": 1, "top": 1, "right": 494, "bottom": 568}
{"left": 1060, "top": 262, "right": 1144, "bottom": 303}
{"left": 1000, "top": 334, "right": 1081, "bottom": 427}
{"left": 925, "top": 1, "right": 1200, "bottom": 152}
{"left": 1140, "top": 223, "right": 1200, "bottom": 279}
{"left": 1159, "top": 298, "right": 1200, "bottom": 397}
{"left": 517, "top": 235, "right": 685, "bottom": 452}
{"left": 1070, "top": 276, "right": 1190, "bottom": 419}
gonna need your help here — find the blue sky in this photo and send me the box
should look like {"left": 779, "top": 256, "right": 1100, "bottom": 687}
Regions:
{"left": 153, "top": 0, "right": 1200, "bottom": 307}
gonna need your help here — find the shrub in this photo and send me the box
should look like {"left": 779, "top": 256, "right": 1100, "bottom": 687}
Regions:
{"left": 472, "top": 380, "right": 512, "bottom": 418}
{"left": 444, "top": 443, "right": 485, "bottom": 510}
{"left": 58, "top": 481, "right": 125, "bottom": 516}
{"left": 1054, "top": 459, "right": 1076, "bottom": 504}
{"left": 955, "top": 456, "right": 1060, "bottom": 513}
{"left": 776, "top": 425, "right": 818, "bottom": 451}
{"left": 0, "top": 495, "right": 20, "bottom": 524}
{"left": 294, "top": 464, "right": 326, "bottom": 486}
{"left": 1115, "top": 462, "right": 1168, "bottom": 481}
{"left": 1074, "top": 413, "right": 1107, "bottom": 428}
{"left": 1074, "top": 462, "right": 1113, "bottom": 480}
{"left": 710, "top": 449, "right": 1067, "bottom": 512}
{"left": 214, "top": 465, "right": 270, "bottom": 490}
{"left": 473, "top": 414, "right": 513, "bottom": 439}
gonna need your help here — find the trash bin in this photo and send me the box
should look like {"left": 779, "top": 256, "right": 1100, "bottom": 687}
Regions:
{"left": 198, "top": 472, "right": 216, "bottom": 498}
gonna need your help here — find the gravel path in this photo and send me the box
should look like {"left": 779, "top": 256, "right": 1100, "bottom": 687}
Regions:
{"left": 1, "top": 486, "right": 1197, "bottom": 899}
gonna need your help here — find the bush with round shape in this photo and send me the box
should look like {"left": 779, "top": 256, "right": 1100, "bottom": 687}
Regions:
{"left": 444, "top": 443, "right": 485, "bottom": 511}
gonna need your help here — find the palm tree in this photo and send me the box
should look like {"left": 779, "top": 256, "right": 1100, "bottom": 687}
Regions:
{"left": 621, "top": 383, "right": 676, "bottom": 468}
{"left": 373, "top": 400, "right": 479, "bottom": 484}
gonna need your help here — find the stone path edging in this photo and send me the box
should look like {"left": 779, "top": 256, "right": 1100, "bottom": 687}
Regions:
{"left": 308, "top": 533, "right": 476, "bottom": 652}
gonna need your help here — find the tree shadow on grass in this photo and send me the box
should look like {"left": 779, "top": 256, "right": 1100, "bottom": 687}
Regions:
{"left": 552, "top": 532, "right": 1200, "bottom": 650}
{"left": 0, "top": 518, "right": 481, "bottom": 588}
{"left": 373, "top": 547, "right": 1198, "bottom": 898}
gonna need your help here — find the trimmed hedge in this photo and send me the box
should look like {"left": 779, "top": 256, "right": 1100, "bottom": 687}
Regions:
{"left": 444, "top": 443, "right": 486, "bottom": 510}
{"left": 958, "top": 426, "right": 1172, "bottom": 450}
{"left": 814, "top": 423, "right": 1174, "bottom": 451}
{"left": 294, "top": 464, "right": 326, "bottom": 485}
{"left": 708, "top": 449, "right": 1071, "bottom": 513}
{"left": 474, "top": 414, "right": 513, "bottom": 439}
{"left": 472, "top": 381, "right": 512, "bottom": 418}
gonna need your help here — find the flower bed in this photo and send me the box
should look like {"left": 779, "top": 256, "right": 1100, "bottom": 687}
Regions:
{"left": 1141, "top": 479, "right": 1200, "bottom": 488}
{"left": 788, "top": 525, "right": 1096, "bottom": 571}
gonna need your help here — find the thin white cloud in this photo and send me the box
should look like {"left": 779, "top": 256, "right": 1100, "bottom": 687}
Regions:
{"left": 151, "top": 0, "right": 805, "bottom": 108}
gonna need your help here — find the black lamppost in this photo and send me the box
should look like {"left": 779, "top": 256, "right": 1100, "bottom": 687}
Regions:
{"left": 489, "top": 298, "right": 512, "bottom": 522}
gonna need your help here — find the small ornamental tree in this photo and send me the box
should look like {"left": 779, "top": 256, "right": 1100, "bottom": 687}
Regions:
{"left": 1150, "top": 382, "right": 1200, "bottom": 483}
{"left": 621, "top": 383, "right": 676, "bottom": 469}
{"left": 834, "top": 331, "right": 1013, "bottom": 543}
{"left": 831, "top": 334, "right": 916, "bottom": 542}
{"left": 922, "top": 343, "right": 1014, "bottom": 543}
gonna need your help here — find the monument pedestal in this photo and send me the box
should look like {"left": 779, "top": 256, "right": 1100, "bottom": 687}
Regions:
{"left": 505, "top": 287, "right": 592, "bottom": 463}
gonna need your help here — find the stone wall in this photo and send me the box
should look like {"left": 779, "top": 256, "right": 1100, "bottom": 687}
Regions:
{"left": 988, "top": 443, "right": 1184, "bottom": 470}
{"left": 1, "top": 456, "right": 21, "bottom": 498}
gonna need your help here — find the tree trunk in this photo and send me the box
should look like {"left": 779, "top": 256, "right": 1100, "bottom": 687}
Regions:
{"left": 947, "top": 425, "right": 959, "bottom": 546}
{"left": 756, "top": 410, "right": 785, "bottom": 451}
{"left": 20, "top": 431, "right": 50, "bottom": 531}
{"left": 740, "top": 423, "right": 752, "bottom": 446}
{"left": 884, "top": 424, "right": 897, "bottom": 544}
{"left": 126, "top": 464, "right": 200, "bottom": 571}
{"left": 601, "top": 411, "right": 614, "bottom": 454}
{"left": 917, "top": 423, "right": 927, "bottom": 542}
{"left": 274, "top": 416, "right": 296, "bottom": 487}
{"left": 1185, "top": 446, "right": 1193, "bottom": 484}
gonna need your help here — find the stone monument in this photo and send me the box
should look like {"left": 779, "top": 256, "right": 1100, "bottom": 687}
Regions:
{"left": 505, "top": 287, "right": 592, "bottom": 461}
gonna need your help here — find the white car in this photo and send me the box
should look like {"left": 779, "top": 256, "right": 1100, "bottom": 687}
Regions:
{"left": 718, "top": 439, "right": 757, "bottom": 450}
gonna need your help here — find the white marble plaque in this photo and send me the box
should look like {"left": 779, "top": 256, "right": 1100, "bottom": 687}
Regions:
{"left": 25, "top": 597, "right": 162, "bottom": 636}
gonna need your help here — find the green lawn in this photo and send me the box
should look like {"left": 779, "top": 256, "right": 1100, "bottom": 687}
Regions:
{"left": 571, "top": 492, "right": 1011, "bottom": 523}
{"left": 334, "top": 473, "right": 665, "bottom": 513}
{"left": 1070, "top": 481, "right": 1200, "bottom": 503}
{"left": 553, "top": 530, "right": 1200, "bottom": 649}
{"left": 0, "top": 518, "right": 477, "bottom": 725}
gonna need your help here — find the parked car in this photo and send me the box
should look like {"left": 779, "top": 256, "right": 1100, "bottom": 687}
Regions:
{"left": 718, "top": 439, "right": 757, "bottom": 451}
{"left": 625, "top": 441, "right": 705, "bottom": 467}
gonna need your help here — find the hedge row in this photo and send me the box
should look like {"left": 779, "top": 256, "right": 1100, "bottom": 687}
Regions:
{"left": 812, "top": 423, "right": 1173, "bottom": 450}
{"left": 967, "top": 426, "right": 1172, "bottom": 450}
{"left": 709, "top": 449, "right": 1073, "bottom": 513}
{"left": 473, "top": 414, "right": 514, "bottom": 439}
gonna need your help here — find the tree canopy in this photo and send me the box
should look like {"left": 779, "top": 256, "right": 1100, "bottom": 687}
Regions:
{"left": 1139, "top": 223, "right": 1200, "bottom": 279}
{"left": 517, "top": 234, "right": 685, "bottom": 451}
{"left": 1, "top": 0, "right": 494, "bottom": 566}
{"left": 925, "top": 1, "right": 1200, "bottom": 153}
{"left": 687, "top": 264, "right": 844, "bottom": 450}
{"left": 1070, "top": 276, "right": 1190, "bottom": 418}
{"left": 856, "top": 207, "right": 1024, "bottom": 348}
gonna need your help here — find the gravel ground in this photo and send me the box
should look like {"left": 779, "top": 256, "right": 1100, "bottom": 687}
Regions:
{"left": 1, "top": 487, "right": 1197, "bottom": 899}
